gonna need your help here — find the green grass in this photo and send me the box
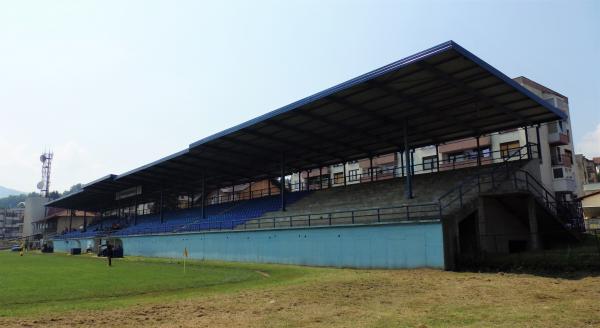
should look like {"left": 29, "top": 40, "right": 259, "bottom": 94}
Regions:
{"left": 0, "top": 251, "right": 314, "bottom": 317}
{"left": 2, "top": 251, "right": 600, "bottom": 327}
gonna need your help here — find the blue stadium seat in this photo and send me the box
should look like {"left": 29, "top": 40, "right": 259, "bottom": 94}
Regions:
{"left": 65, "top": 192, "right": 311, "bottom": 237}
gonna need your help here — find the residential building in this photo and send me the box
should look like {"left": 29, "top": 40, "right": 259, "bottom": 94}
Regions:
{"left": 291, "top": 161, "right": 362, "bottom": 191}
{"left": 580, "top": 191, "right": 600, "bottom": 230}
{"left": 22, "top": 195, "right": 48, "bottom": 240}
{"left": 37, "top": 208, "right": 96, "bottom": 237}
{"left": 0, "top": 205, "right": 25, "bottom": 239}
{"left": 575, "top": 154, "right": 599, "bottom": 195}
{"left": 413, "top": 76, "right": 581, "bottom": 202}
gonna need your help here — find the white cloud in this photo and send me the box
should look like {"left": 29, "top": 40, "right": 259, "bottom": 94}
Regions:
{"left": 577, "top": 123, "right": 600, "bottom": 159}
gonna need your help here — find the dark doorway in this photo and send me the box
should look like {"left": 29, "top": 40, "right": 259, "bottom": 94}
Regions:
{"left": 458, "top": 213, "right": 479, "bottom": 260}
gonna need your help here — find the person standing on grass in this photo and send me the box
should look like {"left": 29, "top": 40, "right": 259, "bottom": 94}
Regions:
{"left": 106, "top": 243, "right": 114, "bottom": 267}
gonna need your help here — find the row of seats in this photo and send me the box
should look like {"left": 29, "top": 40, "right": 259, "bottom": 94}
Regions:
{"left": 56, "top": 215, "right": 125, "bottom": 239}
{"left": 58, "top": 192, "right": 308, "bottom": 238}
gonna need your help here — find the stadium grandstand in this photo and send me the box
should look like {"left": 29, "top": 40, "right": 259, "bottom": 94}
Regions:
{"left": 45, "top": 41, "right": 583, "bottom": 270}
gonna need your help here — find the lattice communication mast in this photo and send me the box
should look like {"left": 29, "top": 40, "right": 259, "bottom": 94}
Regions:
{"left": 37, "top": 151, "right": 53, "bottom": 198}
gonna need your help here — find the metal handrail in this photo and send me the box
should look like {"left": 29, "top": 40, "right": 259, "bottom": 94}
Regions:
{"left": 91, "top": 203, "right": 442, "bottom": 237}
{"left": 435, "top": 142, "right": 584, "bottom": 232}
{"left": 438, "top": 143, "right": 535, "bottom": 212}
{"left": 511, "top": 169, "right": 584, "bottom": 230}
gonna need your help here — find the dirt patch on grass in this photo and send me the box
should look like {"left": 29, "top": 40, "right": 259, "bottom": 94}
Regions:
{"left": 255, "top": 270, "right": 270, "bottom": 278}
{"left": 3, "top": 269, "right": 600, "bottom": 327}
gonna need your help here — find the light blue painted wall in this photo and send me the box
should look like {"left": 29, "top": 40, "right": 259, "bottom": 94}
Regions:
{"left": 118, "top": 222, "right": 444, "bottom": 269}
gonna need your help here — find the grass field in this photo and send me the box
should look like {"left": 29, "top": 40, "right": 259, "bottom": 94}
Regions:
{"left": 1, "top": 251, "right": 600, "bottom": 327}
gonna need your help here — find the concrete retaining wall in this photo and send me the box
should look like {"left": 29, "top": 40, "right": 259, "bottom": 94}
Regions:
{"left": 52, "top": 222, "right": 443, "bottom": 269}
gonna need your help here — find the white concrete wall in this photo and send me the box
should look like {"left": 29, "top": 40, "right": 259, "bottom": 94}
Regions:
{"left": 23, "top": 196, "right": 47, "bottom": 238}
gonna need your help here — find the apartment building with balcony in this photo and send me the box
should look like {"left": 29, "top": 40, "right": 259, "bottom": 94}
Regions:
{"left": 412, "top": 77, "right": 580, "bottom": 202}
{"left": 0, "top": 205, "right": 25, "bottom": 239}
{"left": 515, "top": 76, "right": 580, "bottom": 201}
{"left": 575, "top": 154, "right": 598, "bottom": 189}
{"left": 291, "top": 161, "right": 361, "bottom": 191}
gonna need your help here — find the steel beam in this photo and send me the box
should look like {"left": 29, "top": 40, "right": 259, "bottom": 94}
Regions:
{"left": 418, "top": 61, "right": 529, "bottom": 125}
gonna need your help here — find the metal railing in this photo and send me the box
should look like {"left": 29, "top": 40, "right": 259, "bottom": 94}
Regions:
{"left": 437, "top": 143, "right": 584, "bottom": 232}
{"left": 511, "top": 170, "right": 584, "bottom": 231}
{"left": 192, "top": 142, "right": 540, "bottom": 208}
{"left": 438, "top": 143, "right": 536, "bottom": 213}
{"left": 94, "top": 203, "right": 442, "bottom": 237}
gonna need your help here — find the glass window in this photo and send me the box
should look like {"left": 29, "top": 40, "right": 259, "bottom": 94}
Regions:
{"left": 447, "top": 152, "right": 464, "bottom": 162}
{"left": 481, "top": 147, "right": 491, "bottom": 158}
{"left": 348, "top": 169, "right": 359, "bottom": 182}
{"left": 368, "top": 166, "right": 382, "bottom": 176}
{"left": 333, "top": 172, "right": 344, "bottom": 184}
{"left": 423, "top": 156, "right": 437, "bottom": 171}
{"left": 553, "top": 168, "right": 563, "bottom": 178}
{"left": 500, "top": 141, "right": 520, "bottom": 158}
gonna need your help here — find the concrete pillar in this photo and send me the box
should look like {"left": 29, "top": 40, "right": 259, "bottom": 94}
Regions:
{"left": 528, "top": 196, "right": 541, "bottom": 251}
{"left": 477, "top": 197, "right": 489, "bottom": 254}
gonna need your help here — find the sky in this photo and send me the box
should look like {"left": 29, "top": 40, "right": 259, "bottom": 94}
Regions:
{"left": 0, "top": 0, "right": 598, "bottom": 193}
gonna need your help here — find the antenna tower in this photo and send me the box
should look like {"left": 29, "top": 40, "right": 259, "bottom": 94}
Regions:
{"left": 38, "top": 151, "right": 53, "bottom": 198}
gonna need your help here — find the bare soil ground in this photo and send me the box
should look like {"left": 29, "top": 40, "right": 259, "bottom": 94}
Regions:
{"left": 3, "top": 269, "right": 600, "bottom": 328}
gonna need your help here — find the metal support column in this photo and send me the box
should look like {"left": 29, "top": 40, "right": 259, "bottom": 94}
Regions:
{"left": 83, "top": 210, "right": 87, "bottom": 231}
{"left": 201, "top": 173, "right": 206, "bottom": 220}
{"left": 536, "top": 124, "right": 542, "bottom": 162}
{"left": 435, "top": 144, "right": 440, "bottom": 172}
{"left": 280, "top": 154, "right": 286, "bottom": 212}
{"left": 403, "top": 121, "right": 413, "bottom": 199}
{"left": 369, "top": 156, "right": 374, "bottom": 182}
{"left": 400, "top": 151, "right": 404, "bottom": 177}
{"left": 476, "top": 136, "right": 481, "bottom": 167}
{"left": 343, "top": 162, "right": 347, "bottom": 187}
{"left": 411, "top": 149, "right": 415, "bottom": 176}
{"left": 319, "top": 166, "right": 323, "bottom": 190}
{"left": 524, "top": 126, "right": 531, "bottom": 158}
{"left": 305, "top": 170, "right": 309, "bottom": 191}
{"left": 159, "top": 189, "right": 164, "bottom": 224}
{"left": 69, "top": 209, "right": 73, "bottom": 230}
